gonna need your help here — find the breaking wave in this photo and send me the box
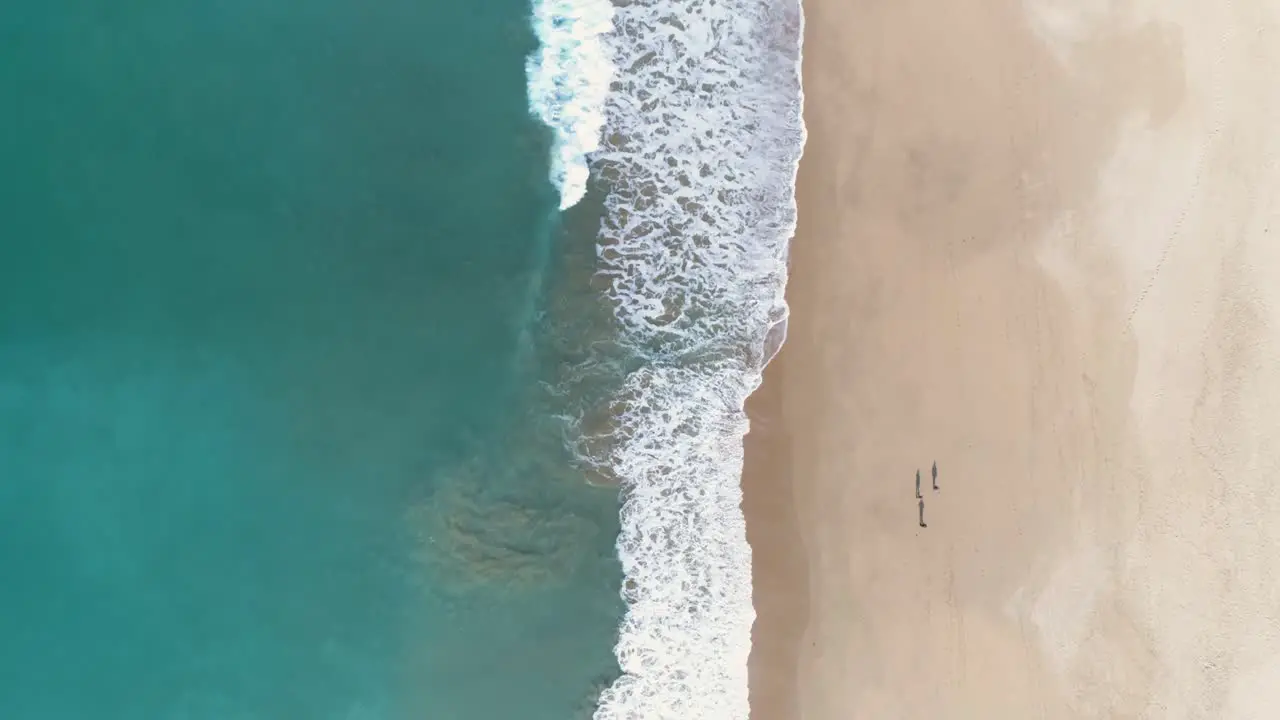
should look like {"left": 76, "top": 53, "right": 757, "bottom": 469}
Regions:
{"left": 526, "top": 0, "right": 616, "bottom": 210}
{"left": 559, "top": 0, "right": 810, "bottom": 718}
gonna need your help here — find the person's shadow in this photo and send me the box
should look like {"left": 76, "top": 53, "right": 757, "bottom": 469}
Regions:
{"left": 918, "top": 498, "right": 927, "bottom": 528}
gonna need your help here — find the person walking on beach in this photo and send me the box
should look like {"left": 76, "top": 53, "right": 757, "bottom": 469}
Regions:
{"left": 932, "top": 461, "right": 939, "bottom": 491}
{"left": 918, "top": 498, "right": 927, "bottom": 528}
{"left": 915, "top": 469, "right": 922, "bottom": 499}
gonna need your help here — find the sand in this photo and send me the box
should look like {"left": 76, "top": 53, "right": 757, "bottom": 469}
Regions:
{"left": 743, "top": 1, "right": 1280, "bottom": 718}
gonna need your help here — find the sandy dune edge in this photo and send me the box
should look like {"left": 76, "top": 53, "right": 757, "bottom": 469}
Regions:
{"left": 744, "top": 1, "right": 1280, "bottom": 718}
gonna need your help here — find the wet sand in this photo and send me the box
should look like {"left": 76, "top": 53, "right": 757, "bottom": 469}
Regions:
{"left": 745, "top": 1, "right": 1280, "bottom": 718}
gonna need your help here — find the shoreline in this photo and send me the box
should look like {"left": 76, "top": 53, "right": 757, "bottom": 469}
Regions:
{"left": 745, "top": 1, "right": 1280, "bottom": 718}
{"left": 743, "top": 356, "right": 807, "bottom": 720}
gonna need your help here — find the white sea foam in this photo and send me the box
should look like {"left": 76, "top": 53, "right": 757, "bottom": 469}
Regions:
{"left": 577, "top": 0, "right": 809, "bottom": 717}
{"left": 526, "top": 0, "right": 616, "bottom": 210}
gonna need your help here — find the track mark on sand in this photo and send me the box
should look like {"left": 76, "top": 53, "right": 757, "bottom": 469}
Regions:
{"left": 1126, "top": 13, "right": 1234, "bottom": 325}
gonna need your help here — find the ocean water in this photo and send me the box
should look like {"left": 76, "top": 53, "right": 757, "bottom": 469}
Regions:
{"left": 1, "top": 1, "right": 623, "bottom": 719}
{"left": 2, "top": 0, "right": 808, "bottom": 715}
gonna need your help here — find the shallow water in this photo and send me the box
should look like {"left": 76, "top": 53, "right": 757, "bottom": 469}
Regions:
{"left": 0, "top": 1, "right": 622, "bottom": 718}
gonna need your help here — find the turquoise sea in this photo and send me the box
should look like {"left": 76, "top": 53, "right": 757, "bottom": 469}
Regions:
{"left": 1, "top": 1, "right": 623, "bottom": 718}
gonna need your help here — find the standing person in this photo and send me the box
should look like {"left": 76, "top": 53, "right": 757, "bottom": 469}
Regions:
{"left": 915, "top": 469, "right": 922, "bottom": 499}
{"left": 932, "top": 461, "right": 939, "bottom": 491}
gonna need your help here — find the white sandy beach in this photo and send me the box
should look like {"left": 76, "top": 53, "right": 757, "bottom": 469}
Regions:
{"left": 744, "top": 1, "right": 1280, "bottom": 717}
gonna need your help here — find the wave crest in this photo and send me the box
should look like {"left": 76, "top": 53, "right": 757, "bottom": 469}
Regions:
{"left": 526, "top": 0, "right": 616, "bottom": 210}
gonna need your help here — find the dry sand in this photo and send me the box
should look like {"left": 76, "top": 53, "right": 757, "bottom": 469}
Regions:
{"left": 744, "top": 1, "right": 1280, "bottom": 718}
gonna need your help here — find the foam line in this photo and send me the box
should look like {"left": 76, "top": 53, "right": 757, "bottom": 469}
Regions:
{"left": 572, "top": 0, "right": 810, "bottom": 717}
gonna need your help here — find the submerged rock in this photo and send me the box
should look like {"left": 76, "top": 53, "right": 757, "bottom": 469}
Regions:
{"left": 407, "top": 458, "right": 602, "bottom": 594}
